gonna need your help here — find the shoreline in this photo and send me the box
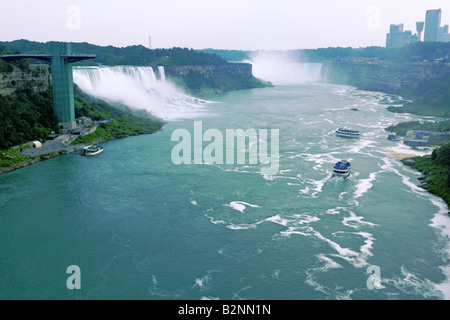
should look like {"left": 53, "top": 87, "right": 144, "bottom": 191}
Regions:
{"left": 0, "top": 132, "right": 145, "bottom": 176}
{"left": 382, "top": 146, "right": 434, "bottom": 161}
{"left": 1, "top": 115, "right": 164, "bottom": 176}
{"left": 0, "top": 147, "right": 81, "bottom": 176}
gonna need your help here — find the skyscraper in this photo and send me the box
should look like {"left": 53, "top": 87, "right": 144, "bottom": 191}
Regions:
{"left": 438, "top": 25, "right": 450, "bottom": 41}
{"left": 424, "top": 9, "right": 441, "bottom": 42}
{"left": 386, "top": 24, "right": 417, "bottom": 48}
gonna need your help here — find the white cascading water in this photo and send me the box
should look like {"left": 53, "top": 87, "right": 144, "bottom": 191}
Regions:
{"left": 247, "top": 51, "right": 323, "bottom": 86}
{"left": 73, "top": 66, "right": 206, "bottom": 121}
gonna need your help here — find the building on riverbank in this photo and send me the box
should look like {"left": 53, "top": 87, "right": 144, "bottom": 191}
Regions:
{"left": 404, "top": 130, "right": 450, "bottom": 147}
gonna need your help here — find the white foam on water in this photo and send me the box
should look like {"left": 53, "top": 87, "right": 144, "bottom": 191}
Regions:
{"left": 305, "top": 254, "right": 343, "bottom": 296}
{"left": 338, "top": 191, "right": 348, "bottom": 201}
{"left": 354, "top": 172, "right": 378, "bottom": 199}
{"left": 279, "top": 227, "right": 311, "bottom": 237}
{"left": 272, "top": 269, "right": 281, "bottom": 279}
{"left": 205, "top": 213, "right": 264, "bottom": 230}
{"left": 355, "top": 231, "right": 376, "bottom": 259}
{"left": 262, "top": 174, "right": 275, "bottom": 181}
{"left": 264, "top": 214, "right": 291, "bottom": 226}
{"left": 343, "top": 139, "right": 376, "bottom": 155}
{"left": 266, "top": 213, "right": 320, "bottom": 229}
{"left": 300, "top": 152, "right": 341, "bottom": 168}
{"left": 384, "top": 266, "right": 443, "bottom": 299}
{"left": 194, "top": 272, "right": 215, "bottom": 292}
{"left": 428, "top": 198, "right": 450, "bottom": 300}
{"left": 342, "top": 211, "right": 378, "bottom": 229}
{"left": 194, "top": 278, "right": 204, "bottom": 287}
{"left": 316, "top": 254, "right": 343, "bottom": 271}
{"left": 208, "top": 211, "right": 322, "bottom": 234}
{"left": 309, "top": 176, "right": 330, "bottom": 198}
{"left": 379, "top": 156, "right": 428, "bottom": 196}
{"left": 329, "top": 230, "right": 375, "bottom": 268}
{"left": 326, "top": 208, "right": 341, "bottom": 215}
{"left": 310, "top": 227, "right": 359, "bottom": 260}
{"left": 224, "top": 201, "right": 260, "bottom": 213}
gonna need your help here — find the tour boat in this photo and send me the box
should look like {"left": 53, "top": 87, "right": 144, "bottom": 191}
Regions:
{"left": 80, "top": 144, "right": 103, "bottom": 156}
{"left": 333, "top": 160, "right": 351, "bottom": 177}
{"left": 336, "top": 128, "right": 360, "bottom": 138}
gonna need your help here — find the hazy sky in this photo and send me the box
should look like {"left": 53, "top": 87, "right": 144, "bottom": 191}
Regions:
{"left": 1, "top": 0, "right": 450, "bottom": 50}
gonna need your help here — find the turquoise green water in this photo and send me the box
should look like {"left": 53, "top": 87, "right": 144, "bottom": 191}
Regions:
{"left": 1, "top": 83, "right": 449, "bottom": 299}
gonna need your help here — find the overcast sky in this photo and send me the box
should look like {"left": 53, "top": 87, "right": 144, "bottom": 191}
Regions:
{"left": 1, "top": 0, "right": 450, "bottom": 50}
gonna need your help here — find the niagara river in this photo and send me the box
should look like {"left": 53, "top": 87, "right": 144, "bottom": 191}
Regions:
{"left": 0, "top": 64, "right": 449, "bottom": 300}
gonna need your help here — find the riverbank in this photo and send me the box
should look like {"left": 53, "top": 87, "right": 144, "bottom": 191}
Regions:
{"left": 0, "top": 149, "right": 70, "bottom": 175}
{"left": 0, "top": 133, "right": 154, "bottom": 176}
{"left": 383, "top": 145, "right": 434, "bottom": 160}
{"left": 383, "top": 107, "right": 450, "bottom": 207}
{"left": 0, "top": 114, "right": 163, "bottom": 175}
{"left": 401, "top": 149, "right": 450, "bottom": 208}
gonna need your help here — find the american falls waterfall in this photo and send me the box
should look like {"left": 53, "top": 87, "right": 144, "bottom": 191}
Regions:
{"left": 247, "top": 51, "right": 323, "bottom": 86}
{"left": 72, "top": 66, "right": 206, "bottom": 120}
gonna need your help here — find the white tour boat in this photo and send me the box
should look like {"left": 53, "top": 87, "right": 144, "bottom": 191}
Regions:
{"left": 80, "top": 144, "right": 103, "bottom": 156}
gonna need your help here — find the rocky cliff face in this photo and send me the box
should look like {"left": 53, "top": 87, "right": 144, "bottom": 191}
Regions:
{"left": 164, "top": 62, "right": 269, "bottom": 97}
{"left": 164, "top": 63, "right": 253, "bottom": 78}
{"left": 0, "top": 64, "right": 51, "bottom": 96}
{"left": 322, "top": 61, "right": 450, "bottom": 94}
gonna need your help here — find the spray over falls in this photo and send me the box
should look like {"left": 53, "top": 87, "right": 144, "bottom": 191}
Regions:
{"left": 73, "top": 66, "right": 206, "bottom": 121}
{"left": 248, "top": 51, "right": 323, "bottom": 86}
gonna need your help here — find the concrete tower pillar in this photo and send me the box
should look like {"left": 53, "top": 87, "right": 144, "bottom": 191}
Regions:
{"left": 51, "top": 42, "right": 76, "bottom": 130}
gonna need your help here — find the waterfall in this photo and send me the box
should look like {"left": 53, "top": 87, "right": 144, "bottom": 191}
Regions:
{"left": 157, "top": 66, "right": 166, "bottom": 82}
{"left": 247, "top": 51, "right": 323, "bottom": 86}
{"left": 73, "top": 66, "right": 206, "bottom": 121}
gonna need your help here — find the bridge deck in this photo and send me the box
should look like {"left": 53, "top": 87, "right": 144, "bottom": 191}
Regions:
{"left": 0, "top": 54, "right": 96, "bottom": 63}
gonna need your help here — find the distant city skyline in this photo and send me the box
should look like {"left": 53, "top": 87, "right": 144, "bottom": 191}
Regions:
{"left": 1, "top": 0, "right": 450, "bottom": 50}
{"left": 386, "top": 7, "right": 450, "bottom": 48}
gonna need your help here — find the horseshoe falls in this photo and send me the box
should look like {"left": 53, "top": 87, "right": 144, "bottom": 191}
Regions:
{"left": 248, "top": 51, "right": 323, "bottom": 85}
{"left": 1, "top": 60, "right": 450, "bottom": 300}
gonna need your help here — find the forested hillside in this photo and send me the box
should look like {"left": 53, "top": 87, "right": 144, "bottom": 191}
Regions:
{"left": 200, "top": 42, "right": 450, "bottom": 63}
{"left": 412, "top": 143, "right": 450, "bottom": 206}
{"left": 0, "top": 87, "right": 57, "bottom": 149}
{"left": 0, "top": 39, "right": 228, "bottom": 66}
{"left": 387, "top": 72, "right": 450, "bottom": 117}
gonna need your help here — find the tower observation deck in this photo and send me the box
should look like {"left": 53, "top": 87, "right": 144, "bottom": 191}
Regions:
{"left": 1, "top": 42, "right": 95, "bottom": 130}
